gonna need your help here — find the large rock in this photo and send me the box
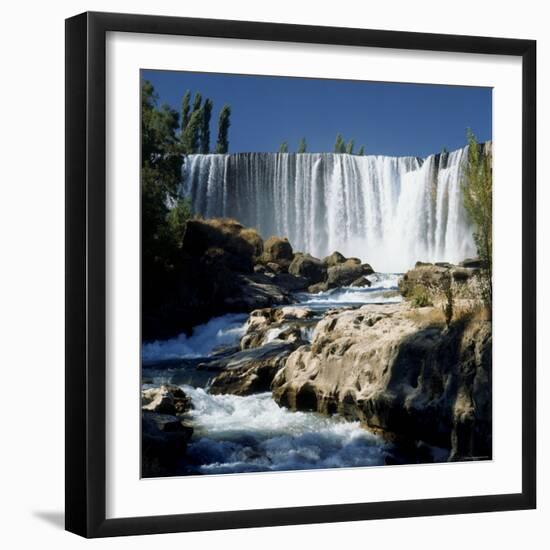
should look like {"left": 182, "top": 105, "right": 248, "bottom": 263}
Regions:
{"left": 326, "top": 259, "right": 365, "bottom": 288}
{"left": 207, "top": 341, "right": 303, "bottom": 395}
{"left": 239, "top": 306, "right": 314, "bottom": 350}
{"left": 263, "top": 236, "right": 294, "bottom": 264}
{"left": 399, "top": 262, "right": 481, "bottom": 302}
{"left": 288, "top": 253, "right": 327, "bottom": 284}
{"left": 142, "top": 412, "right": 194, "bottom": 477}
{"left": 181, "top": 218, "right": 261, "bottom": 273}
{"left": 323, "top": 251, "right": 347, "bottom": 266}
{"left": 271, "top": 303, "right": 492, "bottom": 461}
{"left": 141, "top": 385, "right": 192, "bottom": 416}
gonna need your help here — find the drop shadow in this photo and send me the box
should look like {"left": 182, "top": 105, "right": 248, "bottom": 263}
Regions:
{"left": 32, "top": 510, "right": 65, "bottom": 530}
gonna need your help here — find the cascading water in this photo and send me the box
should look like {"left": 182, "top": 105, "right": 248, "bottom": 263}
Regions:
{"left": 182, "top": 147, "right": 476, "bottom": 273}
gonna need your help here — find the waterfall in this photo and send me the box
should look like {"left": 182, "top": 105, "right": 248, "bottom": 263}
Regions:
{"left": 182, "top": 147, "right": 476, "bottom": 272}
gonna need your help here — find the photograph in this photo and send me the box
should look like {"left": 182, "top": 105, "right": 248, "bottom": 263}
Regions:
{"left": 140, "top": 70, "right": 493, "bottom": 478}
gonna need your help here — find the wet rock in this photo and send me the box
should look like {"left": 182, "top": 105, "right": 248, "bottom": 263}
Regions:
{"left": 263, "top": 236, "right": 294, "bottom": 263}
{"left": 272, "top": 303, "right": 492, "bottom": 461}
{"left": 308, "top": 282, "right": 329, "bottom": 293}
{"left": 142, "top": 385, "right": 192, "bottom": 416}
{"left": 142, "top": 412, "right": 194, "bottom": 477}
{"left": 208, "top": 341, "right": 303, "bottom": 396}
{"left": 350, "top": 276, "right": 372, "bottom": 288}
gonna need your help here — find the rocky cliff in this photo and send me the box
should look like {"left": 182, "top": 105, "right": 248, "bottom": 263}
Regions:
{"left": 271, "top": 303, "right": 492, "bottom": 461}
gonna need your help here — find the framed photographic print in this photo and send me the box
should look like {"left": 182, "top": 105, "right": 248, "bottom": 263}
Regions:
{"left": 65, "top": 11, "right": 536, "bottom": 538}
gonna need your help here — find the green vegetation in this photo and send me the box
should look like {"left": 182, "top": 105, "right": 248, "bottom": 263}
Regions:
{"left": 181, "top": 108, "right": 202, "bottom": 154}
{"left": 279, "top": 141, "right": 289, "bottom": 153}
{"left": 181, "top": 90, "right": 191, "bottom": 133}
{"left": 462, "top": 129, "right": 492, "bottom": 308}
{"left": 200, "top": 98, "right": 213, "bottom": 154}
{"left": 357, "top": 145, "right": 365, "bottom": 156}
{"left": 334, "top": 134, "right": 346, "bottom": 154}
{"left": 298, "top": 137, "right": 307, "bottom": 153}
{"left": 345, "top": 139, "right": 355, "bottom": 155}
{"left": 410, "top": 285, "right": 433, "bottom": 308}
{"left": 215, "top": 104, "right": 232, "bottom": 154}
{"left": 141, "top": 80, "right": 189, "bottom": 279}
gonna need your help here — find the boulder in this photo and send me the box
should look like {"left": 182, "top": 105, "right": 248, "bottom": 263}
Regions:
{"left": 323, "top": 251, "right": 347, "bottom": 266}
{"left": 207, "top": 341, "right": 303, "bottom": 396}
{"left": 182, "top": 218, "right": 259, "bottom": 273}
{"left": 142, "top": 412, "right": 194, "bottom": 477}
{"left": 272, "top": 272, "right": 310, "bottom": 292}
{"left": 222, "top": 273, "right": 292, "bottom": 311}
{"left": 263, "top": 236, "right": 294, "bottom": 264}
{"left": 288, "top": 253, "right": 327, "bottom": 284}
{"left": 350, "top": 276, "right": 371, "bottom": 288}
{"left": 460, "top": 258, "right": 485, "bottom": 269}
{"left": 361, "top": 263, "right": 375, "bottom": 276}
{"left": 141, "top": 385, "right": 192, "bottom": 416}
{"left": 272, "top": 303, "right": 492, "bottom": 461}
{"left": 326, "top": 260, "right": 364, "bottom": 288}
{"left": 399, "top": 262, "right": 481, "bottom": 302}
{"left": 308, "top": 282, "right": 329, "bottom": 293}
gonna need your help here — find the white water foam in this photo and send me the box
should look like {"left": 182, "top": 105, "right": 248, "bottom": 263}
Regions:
{"left": 141, "top": 313, "right": 247, "bottom": 363}
{"left": 183, "top": 387, "right": 388, "bottom": 474}
{"left": 299, "top": 273, "right": 402, "bottom": 307}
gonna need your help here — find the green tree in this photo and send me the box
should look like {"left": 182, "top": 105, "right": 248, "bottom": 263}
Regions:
{"left": 200, "top": 98, "right": 213, "bottom": 154}
{"left": 279, "top": 141, "right": 289, "bottom": 153}
{"left": 141, "top": 80, "right": 186, "bottom": 275}
{"left": 181, "top": 108, "right": 202, "bottom": 154}
{"left": 462, "top": 129, "right": 492, "bottom": 307}
{"left": 181, "top": 90, "right": 191, "bottom": 133}
{"left": 166, "top": 196, "right": 193, "bottom": 248}
{"left": 297, "top": 137, "right": 307, "bottom": 153}
{"left": 192, "top": 92, "right": 202, "bottom": 114}
{"left": 334, "top": 133, "right": 345, "bottom": 153}
{"left": 346, "top": 139, "right": 355, "bottom": 155}
{"left": 357, "top": 145, "right": 365, "bottom": 156}
{"left": 215, "top": 104, "right": 231, "bottom": 154}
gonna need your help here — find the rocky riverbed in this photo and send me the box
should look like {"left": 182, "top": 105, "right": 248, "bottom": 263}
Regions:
{"left": 142, "top": 219, "right": 491, "bottom": 477}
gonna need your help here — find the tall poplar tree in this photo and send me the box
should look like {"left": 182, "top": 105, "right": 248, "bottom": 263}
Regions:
{"left": 200, "top": 98, "right": 213, "bottom": 154}
{"left": 181, "top": 90, "right": 191, "bottom": 133}
{"left": 297, "top": 137, "right": 307, "bottom": 153}
{"left": 181, "top": 108, "right": 202, "bottom": 154}
{"left": 357, "top": 145, "right": 365, "bottom": 156}
{"left": 215, "top": 104, "right": 231, "bottom": 154}
{"left": 346, "top": 139, "right": 355, "bottom": 154}
{"left": 279, "top": 141, "right": 289, "bottom": 153}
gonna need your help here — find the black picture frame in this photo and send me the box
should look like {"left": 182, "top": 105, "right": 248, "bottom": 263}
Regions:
{"left": 65, "top": 11, "right": 536, "bottom": 538}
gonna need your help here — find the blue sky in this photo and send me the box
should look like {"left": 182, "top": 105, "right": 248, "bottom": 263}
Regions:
{"left": 142, "top": 69, "right": 492, "bottom": 157}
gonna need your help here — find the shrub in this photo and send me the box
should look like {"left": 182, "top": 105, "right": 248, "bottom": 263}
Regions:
{"left": 410, "top": 285, "right": 433, "bottom": 308}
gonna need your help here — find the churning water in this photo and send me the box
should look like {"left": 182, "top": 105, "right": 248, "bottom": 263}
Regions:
{"left": 182, "top": 387, "right": 389, "bottom": 474}
{"left": 183, "top": 148, "right": 475, "bottom": 272}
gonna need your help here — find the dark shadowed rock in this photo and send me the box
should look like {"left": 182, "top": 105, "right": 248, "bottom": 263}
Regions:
{"left": 262, "top": 237, "right": 294, "bottom": 271}
{"left": 142, "top": 411, "right": 194, "bottom": 477}
{"left": 208, "top": 341, "right": 303, "bottom": 395}
{"left": 350, "top": 276, "right": 372, "bottom": 288}
{"left": 289, "top": 253, "right": 327, "bottom": 284}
